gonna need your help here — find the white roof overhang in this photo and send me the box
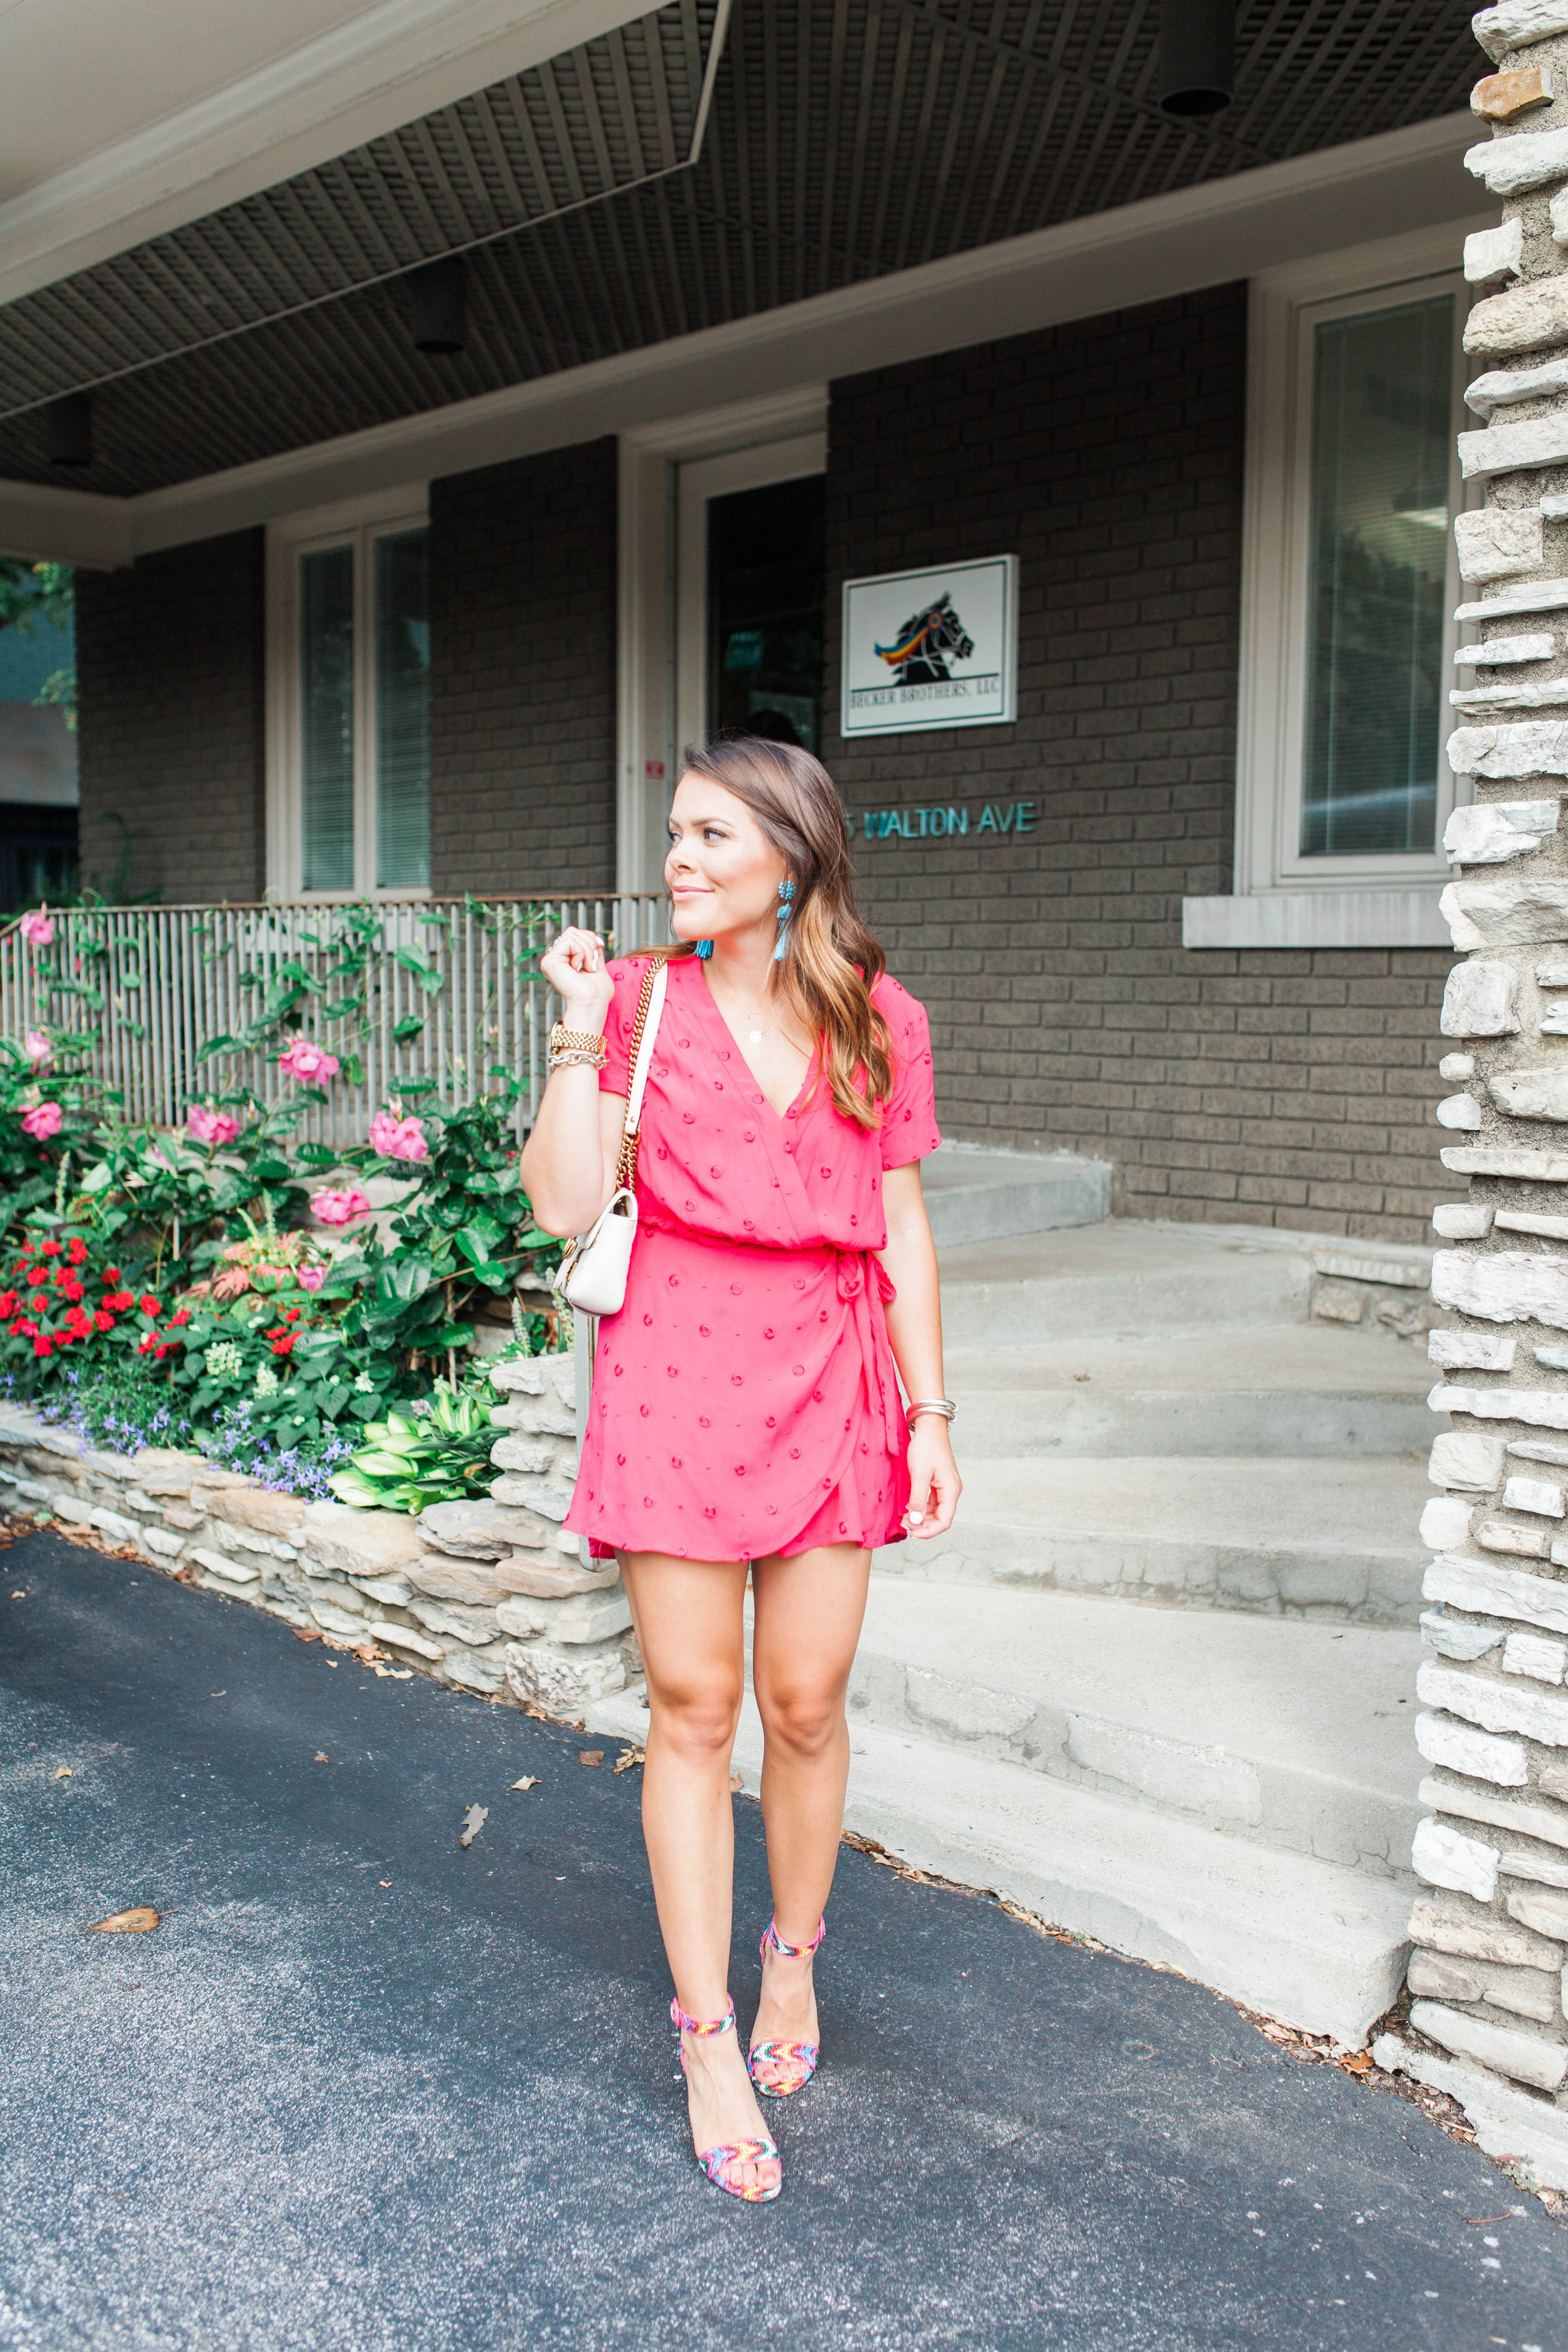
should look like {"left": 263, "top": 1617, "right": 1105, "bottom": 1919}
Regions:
{"left": 0, "top": 0, "right": 663, "bottom": 308}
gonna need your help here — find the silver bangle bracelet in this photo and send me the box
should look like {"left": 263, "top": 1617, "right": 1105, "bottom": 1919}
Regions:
{"left": 905, "top": 1398, "right": 956, "bottom": 1427}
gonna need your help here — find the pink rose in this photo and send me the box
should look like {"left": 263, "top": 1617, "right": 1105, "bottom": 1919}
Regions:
{"left": 296, "top": 1262, "right": 326, "bottom": 1293}
{"left": 309, "top": 1187, "right": 372, "bottom": 1227}
{"left": 18, "top": 911, "right": 55, "bottom": 948}
{"left": 186, "top": 1104, "right": 242, "bottom": 1147}
{"left": 369, "top": 1110, "right": 430, "bottom": 1162}
{"left": 23, "top": 1031, "right": 51, "bottom": 1072}
{"left": 277, "top": 1039, "right": 340, "bottom": 1084}
{"left": 21, "top": 1101, "right": 62, "bottom": 1140}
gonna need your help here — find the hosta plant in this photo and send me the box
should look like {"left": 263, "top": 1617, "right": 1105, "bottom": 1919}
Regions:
{"left": 329, "top": 1381, "right": 499, "bottom": 1512}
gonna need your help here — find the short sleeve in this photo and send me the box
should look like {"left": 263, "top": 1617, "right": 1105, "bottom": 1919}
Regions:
{"left": 876, "top": 980, "right": 941, "bottom": 1168}
{"left": 597, "top": 957, "right": 647, "bottom": 1098}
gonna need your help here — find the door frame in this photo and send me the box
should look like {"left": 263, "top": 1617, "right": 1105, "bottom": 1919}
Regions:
{"left": 616, "top": 386, "right": 827, "bottom": 893}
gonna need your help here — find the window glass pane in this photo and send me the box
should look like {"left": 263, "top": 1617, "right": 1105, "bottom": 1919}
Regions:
{"left": 300, "top": 544, "right": 356, "bottom": 891}
{"left": 375, "top": 527, "right": 430, "bottom": 890}
{"left": 708, "top": 476, "right": 825, "bottom": 753}
{"left": 1300, "top": 293, "right": 1452, "bottom": 858}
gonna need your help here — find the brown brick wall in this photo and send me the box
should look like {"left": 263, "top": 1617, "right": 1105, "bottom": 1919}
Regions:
{"left": 75, "top": 529, "right": 265, "bottom": 904}
{"left": 823, "top": 288, "right": 1451, "bottom": 1244}
{"left": 429, "top": 437, "right": 617, "bottom": 895}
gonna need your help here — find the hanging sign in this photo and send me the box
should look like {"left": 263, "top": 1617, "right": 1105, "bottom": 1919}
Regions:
{"left": 840, "top": 555, "right": 1017, "bottom": 737}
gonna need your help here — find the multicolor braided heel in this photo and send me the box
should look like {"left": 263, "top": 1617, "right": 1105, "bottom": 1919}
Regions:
{"left": 670, "top": 1995, "right": 781, "bottom": 2203}
{"left": 748, "top": 1915, "right": 825, "bottom": 2098}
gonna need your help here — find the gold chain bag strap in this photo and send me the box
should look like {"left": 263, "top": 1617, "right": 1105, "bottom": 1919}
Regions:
{"left": 551, "top": 956, "right": 668, "bottom": 1318}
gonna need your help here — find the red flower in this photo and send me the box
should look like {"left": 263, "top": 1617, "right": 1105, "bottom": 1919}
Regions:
{"left": 283, "top": 1307, "right": 301, "bottom": 1324}
{"left": 40, "top": 1240, "right": 60, "bottom": 1258}
{"left": 25, "top": 1267, "right": 48, "bottom": 1287}
{"left": 137, "top": 1335, "right": 157, "bottom": 1355}
{"left": 154, "top": 1344, "right": 169, "bottom": 1360}
{"left": 95, "top": 1310, "right": 113, "bottom": 1332}
{"left": 101, "top": 1267, "right": 122, "bottom": 1284}
{"left": 170, "top": 1308, "right": 191, "bottom": 1327}
{"left": 138, "top": 1294, "right": 161, "bottom": 1316}
{"left": 66, "top": 1239, "right": 88, "bottom": 1265}
{"left": 33, "top": 1336, "right": 52, "bottom": 1357}
{"left": 7, "top": 1318, "right": 26, "bottom": 1336}
{"left": 56, "top": 1276, "right": 83, "bottom": 1302}
{"left": 0, "top": 1291, "right": 14, "bottom": 1316}
{"left": 269, "top": 1334, "right": 296, "bottom": 1358}
{"left": 106, "top": 1291, "right": 134, "bottom": 1312}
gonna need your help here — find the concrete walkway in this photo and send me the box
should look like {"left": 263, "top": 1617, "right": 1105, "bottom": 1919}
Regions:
{"left": 1, "top": 1531, "right": 1563, "bottom": 2352}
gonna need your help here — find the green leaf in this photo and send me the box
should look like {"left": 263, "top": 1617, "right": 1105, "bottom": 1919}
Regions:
{"left": 195, "top": 1034, "right": 238, "bottom": 1062}
{"left": 391, "top": 1015, "right": 426, "bottom": 1043}
{"left": 390, "top": 1077, "right": 437, "bottom": 1097}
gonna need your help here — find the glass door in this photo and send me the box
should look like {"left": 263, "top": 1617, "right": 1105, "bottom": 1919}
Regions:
{"left": 707, "top": 475, "right": 825, "bottom": 753}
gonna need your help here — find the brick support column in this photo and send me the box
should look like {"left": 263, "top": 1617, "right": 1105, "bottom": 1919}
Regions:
{"left": 1379, "top": 0, "right": 1568, "bottom": 2186}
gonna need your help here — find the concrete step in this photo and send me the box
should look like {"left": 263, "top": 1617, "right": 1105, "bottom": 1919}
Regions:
{"left": 935, "top": 1221, "right": 1316, "bottom": 1345}
{"left": 879, "top": 1454, "right": 1430, "bottom": 1623}
{"left": 918, "top": 1143, "right": 1110, "bottom": 1247}
{"left": 848, "top": 1578, "right": 1423, "bottom": 1880}
{"left": 583, "top": 1683, "right": 1413, "bottom": 2045}
{"left": 945, "top": 1324, "right": 1432, "bottom": 1458}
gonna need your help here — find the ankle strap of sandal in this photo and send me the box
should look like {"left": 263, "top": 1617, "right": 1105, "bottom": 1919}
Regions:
{"left": 763, "top": 1915, "right": 826, "bottom": 1961}
{"left": 670, "top": 1994, "right": 737, "bottom": 2037}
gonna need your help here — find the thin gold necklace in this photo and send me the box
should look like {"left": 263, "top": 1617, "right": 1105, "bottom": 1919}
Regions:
{"left": 710, "top": 970, "right": 774, "bottom": 1045}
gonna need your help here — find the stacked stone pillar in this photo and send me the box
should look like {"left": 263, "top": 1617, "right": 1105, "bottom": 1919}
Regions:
{"left": 1375, "top": 0, "right": 1568, "bottom": 2190}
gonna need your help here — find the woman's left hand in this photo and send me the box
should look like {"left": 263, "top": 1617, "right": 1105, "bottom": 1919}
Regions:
{"left": 904, "top": 1419, "right": 961, "bottom": 1539}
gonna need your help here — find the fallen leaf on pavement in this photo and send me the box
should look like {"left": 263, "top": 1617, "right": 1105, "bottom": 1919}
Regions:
{"left": 612, "top": 1747, "right": 645, "bottom": 1774}
{"left": 371, "top": 1662, "right": 413, "bottom": 1679}
{"left": 89, "top": 1907, "right": 160, "bottom": 1934}
{"left": 730, "top": 1772, "right": 744, "bottom": 1793}
{"left": 1339, "top": 2051, "right": 1373, "bottom": 2074}
{"left": 460, "top": 1803, "right": 488, "bottom": 1848}
{"left": 11, "top": 1589, "right": 24, "bottom": 1598}
{"left": 292, "top": 1628, "right": 322, "bottom": 1643}
{"left": 510, "top": 1776, "right": 539, "bottom": 1790}
{"left": 379, "top": 1880, "right": 392, "bottom": 1887}
{"left": 578, "top": 1750, "right": 603, "bottom": 1768}
{"left": 313, "top": 1751, "right": 329, "bottom": 1763}
{"left": 54, "top": 1767, "right": 72, "bottom": 1780}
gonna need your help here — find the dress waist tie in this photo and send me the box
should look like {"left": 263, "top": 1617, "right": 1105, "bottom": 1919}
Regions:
{"left": 832, "top": 1247, "right": 906, "bottom": 1456}
{"left": 635, "top": 1218, "right": 906, "bottom": 1458}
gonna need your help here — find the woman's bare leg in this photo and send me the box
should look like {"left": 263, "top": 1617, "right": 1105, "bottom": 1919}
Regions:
{"left": 618, "top": 1549, "right": 778, "bottom": 2194}
{"left": 747, "top": 1542, "right": 872, "bottom": 2084}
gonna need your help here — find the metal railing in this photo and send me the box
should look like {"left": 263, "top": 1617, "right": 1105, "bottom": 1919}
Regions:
{"left": 0, "top": 895, "right": 670, "bottom": 1138}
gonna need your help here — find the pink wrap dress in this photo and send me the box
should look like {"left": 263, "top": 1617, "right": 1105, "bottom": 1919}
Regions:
{"left": 563, "top": 953, "right": 941, "bottom": 1564}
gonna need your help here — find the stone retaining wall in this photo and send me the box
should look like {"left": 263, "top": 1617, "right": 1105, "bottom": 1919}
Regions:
{"left": 0, "top": 1352, "right": 640, "bottom": 1719}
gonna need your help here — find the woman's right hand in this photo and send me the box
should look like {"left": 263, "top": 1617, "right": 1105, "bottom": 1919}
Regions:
{"left": 541, "top": 927, "right": 614, "bottom": 1025}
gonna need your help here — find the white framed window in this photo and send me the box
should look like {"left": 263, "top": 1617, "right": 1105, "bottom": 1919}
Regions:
{"left": 1222, "top": 223, "right": 1484, "bottom": 940}
{"left": 266, "top": 485, "right": 431, "bottom": 898}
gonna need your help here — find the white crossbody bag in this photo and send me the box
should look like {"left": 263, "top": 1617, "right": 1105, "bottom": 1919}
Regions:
{"left": 550, "top": 957, "right": 668, "bottom": 1319}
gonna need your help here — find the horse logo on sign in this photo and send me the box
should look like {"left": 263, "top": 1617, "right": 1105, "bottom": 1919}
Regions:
{"left": 874, "top": 593, "right": 975, "bottom": 686}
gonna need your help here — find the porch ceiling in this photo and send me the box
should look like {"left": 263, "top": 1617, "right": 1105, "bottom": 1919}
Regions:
{"left": 0, "top": 0, "right": 1475, "bottom": 500}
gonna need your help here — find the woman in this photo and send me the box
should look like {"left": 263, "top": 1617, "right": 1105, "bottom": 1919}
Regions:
{"left": 521, "top": 737, "right": 960, "bottom": 2204}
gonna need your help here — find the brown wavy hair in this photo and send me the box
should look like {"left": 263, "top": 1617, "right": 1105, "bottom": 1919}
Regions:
{"left": 674, "top": 737, "right": 894, "bottom": 1127}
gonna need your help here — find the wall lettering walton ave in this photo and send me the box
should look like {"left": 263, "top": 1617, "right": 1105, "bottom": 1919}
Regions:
{"left": 859, "top": 801, "right": 1037, "bottom": 841}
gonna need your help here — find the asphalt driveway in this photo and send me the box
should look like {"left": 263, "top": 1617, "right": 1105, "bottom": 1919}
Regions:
{"left": 0, "top": 1529, "right": 1563, "bottom": 2351}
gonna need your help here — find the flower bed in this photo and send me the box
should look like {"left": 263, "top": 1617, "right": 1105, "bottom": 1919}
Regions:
{"left": 0, "top": 900, "right": 571, "bottom": 1498}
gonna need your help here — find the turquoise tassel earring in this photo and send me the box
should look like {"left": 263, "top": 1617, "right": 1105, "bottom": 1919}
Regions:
{"left": 695, "top": 939, "right": 713, "bottom": 959}
{"left": 774, "top": 878, "right": 794, "bottom": 963}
